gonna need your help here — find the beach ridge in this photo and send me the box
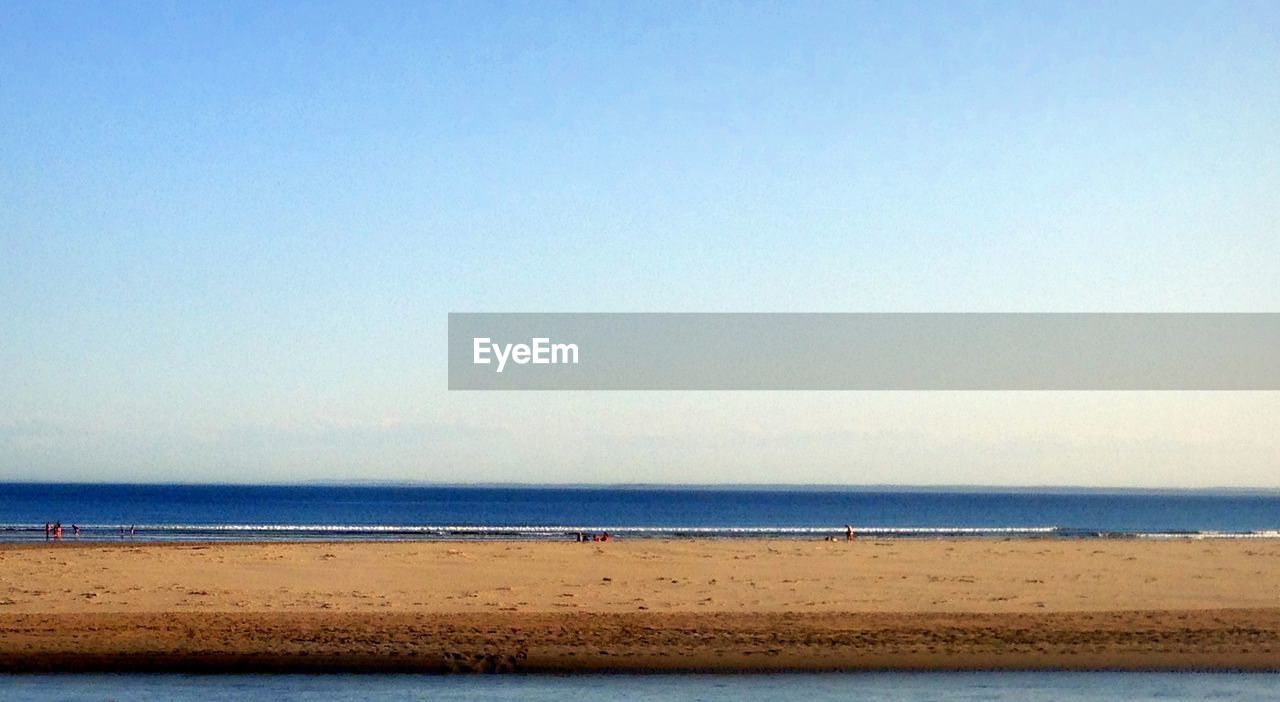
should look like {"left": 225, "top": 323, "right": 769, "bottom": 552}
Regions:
{"left": 2, "top": 610, "right": 1278, "bottom": 673}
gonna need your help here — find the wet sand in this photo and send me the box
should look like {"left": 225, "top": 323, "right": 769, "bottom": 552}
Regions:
{"left": 1, "top": 539, "right": 1278, "bottom": 672}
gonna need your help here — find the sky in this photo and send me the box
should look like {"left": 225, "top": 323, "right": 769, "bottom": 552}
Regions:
{"left": 2, "top": 1, "right": 1278, "bottom": 486}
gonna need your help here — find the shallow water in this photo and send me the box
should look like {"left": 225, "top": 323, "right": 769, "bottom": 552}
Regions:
{"left": 1, "top": 672, "right": 1277, "bottom": 701}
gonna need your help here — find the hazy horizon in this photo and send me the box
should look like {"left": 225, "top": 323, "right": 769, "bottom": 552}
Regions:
{"left": 5, "top": 480, "right": 1280, "bottom": 494}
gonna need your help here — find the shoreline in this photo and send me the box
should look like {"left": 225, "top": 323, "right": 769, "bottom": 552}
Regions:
{"left": 2, "top": 539, "right": 1278, "bottom": 673}
{"left": 6, "top": 526, "right": 1280, "bottom": 544}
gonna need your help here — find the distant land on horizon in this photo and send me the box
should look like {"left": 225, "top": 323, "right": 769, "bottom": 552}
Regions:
{"left": 3, "top": 481, "right": 1279, "bottom": 495}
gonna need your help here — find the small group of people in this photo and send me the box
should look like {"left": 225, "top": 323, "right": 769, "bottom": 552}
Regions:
{"left": 42, "top": 523, "right": 137, "bottom": 540}
{"left": 575, "top": 531, "right": 612, "bottom": 542}
{"left": 825, "top": 524, "right": 857, "bottom": 542}
{"left": 43, "top": 522, "right": 80, "bottom": 540}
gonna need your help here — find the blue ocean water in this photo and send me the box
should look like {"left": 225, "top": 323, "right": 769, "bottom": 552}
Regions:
{"left": 1, "top": 483, "right": 1278, "bottom": 542}
{"left": 0, "top": 672, "right": 1276, "bottom": 701}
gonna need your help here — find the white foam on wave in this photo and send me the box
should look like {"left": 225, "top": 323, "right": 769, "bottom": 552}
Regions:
{"left": 7, "top": 525, "right": 1280, "bottom": 539}
{"left": 7, "top": 523, "right": 1058, "bottom": 534}
{"left": 1134, "top": 530, "right": 1280, "bottom": 539}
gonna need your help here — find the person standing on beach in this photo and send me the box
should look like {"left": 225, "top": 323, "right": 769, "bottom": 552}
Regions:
{"left": 53, "top": 522, "right": 62, "bottom": 540}
{"left": 44, "top": 522, "right": 50, "bottom": 540}
{"left": 845, "top": 524, "right": 855, "bottom": 541}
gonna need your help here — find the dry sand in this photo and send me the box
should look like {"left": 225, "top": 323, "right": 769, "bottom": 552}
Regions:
{"left": 1, "top": 538, "right": 1278, "bottom": 672}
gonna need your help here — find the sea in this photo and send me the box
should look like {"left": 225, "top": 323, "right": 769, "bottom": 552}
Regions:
{"left": 2, "top": 482, "right": 1279, "bottom": 542}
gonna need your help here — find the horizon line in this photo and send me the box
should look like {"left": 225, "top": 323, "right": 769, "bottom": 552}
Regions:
{"left": 3, "top": 480, "right": 1280, "bottom": 493}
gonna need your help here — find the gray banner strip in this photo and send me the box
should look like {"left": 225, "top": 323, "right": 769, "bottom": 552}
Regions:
{"left": 448, "top": 313, "right": 1280, "bottom": 390}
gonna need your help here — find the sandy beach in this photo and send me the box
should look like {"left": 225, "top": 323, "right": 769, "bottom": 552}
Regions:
{"left": 2, "top": 538, "right": 1278, "bottom": 672}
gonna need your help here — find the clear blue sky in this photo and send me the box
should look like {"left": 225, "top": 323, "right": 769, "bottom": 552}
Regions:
{"left": 2, "top": 1, "right": 1278, "bottom": 485}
